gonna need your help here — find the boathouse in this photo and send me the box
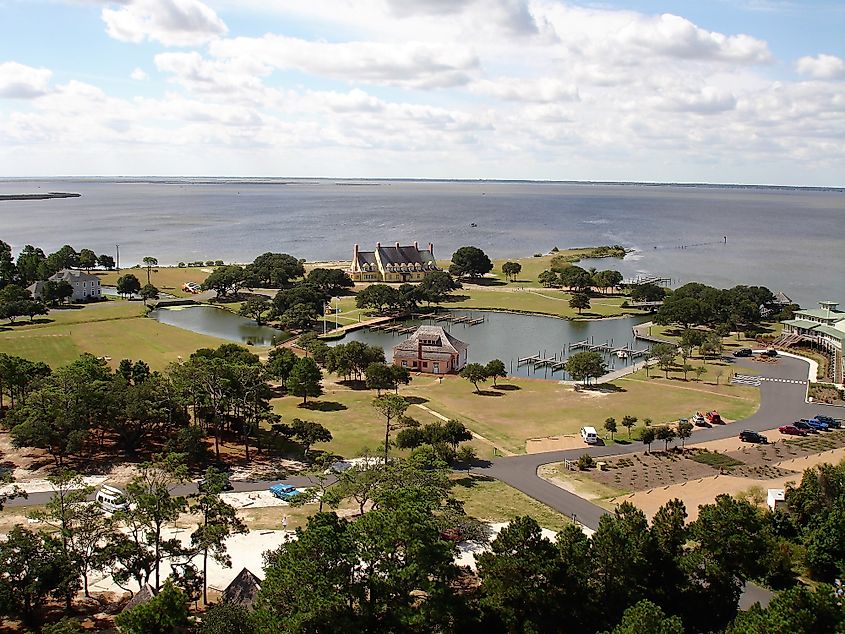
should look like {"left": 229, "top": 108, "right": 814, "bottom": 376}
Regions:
{"left": 350, "top": 241, "right": 438, "bottom": 283}
{"left": 393, "top": 325, "right": 468, "bottom": 374}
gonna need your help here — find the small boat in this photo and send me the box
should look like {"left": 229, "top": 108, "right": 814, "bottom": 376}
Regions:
{"left": 615, "top": 350, "right": 628, "bottom": 359}
{"left": 470, "top": 222, "right": 478, "bottom": 227}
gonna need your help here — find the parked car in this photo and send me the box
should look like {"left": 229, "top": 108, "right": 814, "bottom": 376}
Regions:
{"left": 802, "top": 418, "right": 829, "bottom": 432}
{"left": 580, "top": 426, "right": 599, "bottom": 444}
{"left": 691, "top": 412, "right": 707, "bottom": 426}
{"left": 793, "top": 421, "right": 816, "bottom": 433}
{"left": 779, "top": 425, "right": 807, "bottom": 436}
{"left": 739, "top": 430, "right": 768, "bottom": 444}
{"left": 814, "top": 415, "right": 842, "bottom": 429}
{"left": 269, "top": 484, "right": 299, "bottom": 500}
{"left": 733, "top": 348, "right": 753, "bottom": 357}
{"left": 96, "top": 484, "right": 129, "bottom": 512}
{"left": 761, "top": 349, "right": 778, "bottom": 357}
{"left": 705, "top": 411, "right": 724, "bottom": 425}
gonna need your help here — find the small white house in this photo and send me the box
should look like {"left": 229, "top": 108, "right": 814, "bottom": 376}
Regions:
{"left": 767, "top": 488, "right": 786, "bottom": 511}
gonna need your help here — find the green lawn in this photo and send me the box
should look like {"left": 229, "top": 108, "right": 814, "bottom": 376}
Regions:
{"left": 488, "top": 249, "right": 624, "bottom": 288}
{"left": 447, "top": 287, "right": 642, "bottom": 319}
{"left": 451, "top": 473, "right": 572, "bottom": 531}
{"left": 96, "top": 266, "right": 211, "bottom": 298}
{"left": 0, "top": 301, "right": 230, "bottom": 370}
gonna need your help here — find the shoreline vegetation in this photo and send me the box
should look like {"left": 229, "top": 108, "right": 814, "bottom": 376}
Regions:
{"left": 0, "top": 192, "right": 81, "bottom": 201}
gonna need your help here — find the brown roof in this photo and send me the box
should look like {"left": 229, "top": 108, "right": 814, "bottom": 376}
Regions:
{"left": 393, "top": 326, "right": 468, "bottom": 357}
{"left": 122, "top": 584, "right": 155, "bottom": 612}
{"left": 222, "top": 568, "right": 262, "bottom": 606}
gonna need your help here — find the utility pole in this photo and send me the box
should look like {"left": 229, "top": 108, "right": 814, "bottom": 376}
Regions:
{"left": 115, "top": 244, "right": 120, "bottom": 272}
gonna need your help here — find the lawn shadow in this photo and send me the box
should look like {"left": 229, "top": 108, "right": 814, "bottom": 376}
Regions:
{"left": 299, "top": 401, "right": 348, "bottom": 412}
{"left": 403, "top": 396, "right": 429, "bottom": 405}
{"left": 337, "top": 379, "right": 368, "bottom": 390}
{"left": 493, "top": 384, "right": 520, "bottom": 391}
{"left": 587, "top": 383, "right": 626, "bottom": 393}
{"left": 469, "top": 278, "right": 507, "bottom": 287}
{"left": 475, "top": 390, "right": 504, "bottom": 397}
{"left": 441, "top": 294, "right": 471, "bottom": 303}
{"left": 452, "top": 473, "right": 495, "bottom": 489}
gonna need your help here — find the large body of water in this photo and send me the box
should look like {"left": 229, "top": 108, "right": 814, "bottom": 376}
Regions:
{"left": 0, "top": 178, "right": 842, "bottom": 307}
{"left": 336, "top": 310, "right": 650, "bottom": 380}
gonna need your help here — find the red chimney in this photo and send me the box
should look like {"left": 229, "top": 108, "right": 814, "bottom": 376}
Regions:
{"left": 353, "top": 244, "right": 359, "bottom": 271}
{"left": 428, "top": 242, "right": 434, "bottom": 257}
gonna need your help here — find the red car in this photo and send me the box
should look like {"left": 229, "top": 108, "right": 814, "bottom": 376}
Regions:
{"left": 779, "top": 425, "right": 807, "bottom": 436}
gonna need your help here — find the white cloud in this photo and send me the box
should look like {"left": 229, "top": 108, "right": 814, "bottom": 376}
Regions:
{"left": 0, "top": 61, "right": 53, "bottom": 98}
{"left": 130, "top": 67, "right": 148, "bottom": 80}
{"left": 209, "top": 36, "right": 479, "bottom": 89}
{"left": 796, "top": 54, "right": 845, "bottom": 80}
{"left": 471, "top": 77, "right": 579, "bottom": 103}
{"left": 101, "top": 0, "right": 227, "bottom": 47}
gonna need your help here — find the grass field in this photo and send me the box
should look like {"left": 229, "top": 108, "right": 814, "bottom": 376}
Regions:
{"left": 266, "top": 366, "right": 760, "bottom": 458}
{"left": 0, "top": 300, "right": 230, "bottom": 370}
{"left": 488, "top": 249, "right": 625, "bottom": 288}
{"left": 446, "top": 287, "right": 642, "bottom": 319}
{"left": 95, "top": 266, "right": 210, "bottom": 298}
{"left": 451, "top": 474, "right": 572, "bottom": 531}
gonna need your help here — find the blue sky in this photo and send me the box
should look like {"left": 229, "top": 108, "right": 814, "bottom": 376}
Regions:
{"left": 0, "top": 0, "right": 843, "bottom": 184}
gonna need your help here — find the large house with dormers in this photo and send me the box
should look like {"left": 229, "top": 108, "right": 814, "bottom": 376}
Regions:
{"left": 28, "top": 269, "right": 102, "bottom": 302}
{"left": 350, "top": 242, "right": 438, "bottom": 283}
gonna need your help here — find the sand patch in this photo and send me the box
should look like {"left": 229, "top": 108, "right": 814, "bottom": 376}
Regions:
{"left": 526, "top": 435, "right": 587, "bottom": 453}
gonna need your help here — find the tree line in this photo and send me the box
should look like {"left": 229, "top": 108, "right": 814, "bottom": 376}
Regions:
{"left": 654, "top": 282, "right": 782, "bottom": 332}
{"left": 28, "top": 451, "right": 842, "bottom": 633}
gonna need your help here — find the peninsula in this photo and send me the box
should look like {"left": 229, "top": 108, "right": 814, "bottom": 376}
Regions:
{"left": 0, "top": 192, "right": 81, "bottom": 201}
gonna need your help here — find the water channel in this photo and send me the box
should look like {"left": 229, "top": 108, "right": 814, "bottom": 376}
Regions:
{"left": 334, "top": 310, "right": 652, "bottom": 380}
{"left": 149, "top": 305, "right": 283, "bottom": 346}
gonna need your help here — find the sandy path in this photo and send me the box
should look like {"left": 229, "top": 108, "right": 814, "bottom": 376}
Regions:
{"left": 526, "top": 435, "right": 586, "bottom": 453}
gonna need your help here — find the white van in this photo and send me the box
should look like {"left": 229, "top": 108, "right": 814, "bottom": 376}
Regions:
{"left": 96, "top": 484, "right": 128, "bottom": 512}
{"left": 580, "top": 426, "right": 599, "bottom": 444}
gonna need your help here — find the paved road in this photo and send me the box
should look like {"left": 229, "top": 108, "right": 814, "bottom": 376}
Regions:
{"left": 473, "top": 355, "right": 842, "bottom": 531}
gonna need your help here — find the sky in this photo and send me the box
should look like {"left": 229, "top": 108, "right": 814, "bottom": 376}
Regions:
{"left": 0, "top": 0, "right": 843, "bottom": 185}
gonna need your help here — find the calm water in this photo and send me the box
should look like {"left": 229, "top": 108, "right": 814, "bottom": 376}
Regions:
{"left": 335, "top": 310, "right": 650, "bottom": 380}
{"left": 149, "top": 305, "right": 282, "bottom": 346}
{"left": 1, "top": 178, "right": 842, "bottom": 307}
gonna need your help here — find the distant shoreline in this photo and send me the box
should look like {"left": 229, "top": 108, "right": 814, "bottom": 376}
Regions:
{"left": 0, "top": 192, "right": 81, "bottom": 201}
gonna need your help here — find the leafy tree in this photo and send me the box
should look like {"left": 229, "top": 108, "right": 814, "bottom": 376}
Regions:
{"left": 280, "top": 303, "right": 319, "bottom": 331}
{"left": 16, "top": 245, "right": 47, "bottom": 284}
{"left": 803, "top": 507, "right": 845, "bottom": 582}
{"left": 199, "top": 603, "right": 257, "bottom": 634}
{"left": 538, "top": 269, "right": 559, "bottom": 287}
{"left": 655, "top": 296, "right": 705, "bottom": 329}
{"left": 630, "top": 282, "right": 664, "bottom": 303}
{"left": 449, "top": 246, "right": 492, "bottom": 278}
{"left": 570, "top": 292, "right": 591, "bottom": 314}
{"left": 290, "top": 418, "right": 333, "bottom": 458}
{"left": 621, "top": 415, "right": 637, "bottom": 439}
{"left": 501, "top": 261, "right": 522, "bottom": 281}
{"left": 0, "top": 239, "right": 15, "bottom": 288}
{"left": 332, "top": 456, "right": 385, "bottom": 515}
{"left": 114, "top": 578, "right": 192, "bottom": 633}
{"left": 676, "top": 420, "right": 693, "bottom": 450}
{"left": 266, "top": 346, "right": 298, "bottom": 383}
{"left": 42, "top": 617, "right": 86, "bottom": 634}
{"left": 417, "top": 270, "right": 460, "bottom": 304}
{"left": 594, "top": 269, "right": 623, "bottom": 294}
{"left": 140, "top": 283, "right": 159, "bottom": 306}
{"left": 365, "top": 362, "right": 396, "bottom": 395}
{"left": 725, "top": 583, "right": 845, "bottom": 634}
{"left": 0, "top": 284, "right": 41, "bottom": 323}
{"left": 116, "top": 273, "right": 141, "bottom": 298}
{"left": 373, "top": 393, "right": 409, "bottom": 460}
{"left": 191, "top": 467, "right": 248, "bottom": 604}
{"left": 651, "top": 343, "right": 677, "bottom": 379}
{"left": 272, "top": 282, "right": 330, "bottom": 316}
{"left": 119, "top": 454, "right": 189, "bottom": 591}
{"left": 355, "top": 283, "right": 402, "bottom": 313}
{"left": 325, "top": 341, "right": 385, "bottom": 381}
{"left": 306, "top": 267, "right": 353, "bottom": 294}
{"left": 238, "top": 295, "right": 272, "bottom": 325}
{"left": 0, "top": 527, "right": 73, "bottom": 628}
{"left": 43, "top": 280, "right": 73, "bottom": 306}
{"left": 46, "top": 245, "right": 79, "bottom": 273}
{"left": 480, "top": 359, "right": 504, "bottom": 387}
{"left": 640, "top": 427, "right": 656, "bottom": 453}
{"left": 460, "top": 362, "right": 488, "bottom": 393}
{"left": 78, "top": 248, "right": 97, "bottom": 272}
{"left": 604, "top": 417, "right": 617, "bottom": 440}
{"left": 606, "top": 599, "right": 684, "bottom": 634}
{"left": 564, "top": 351, "right": 607, "bottom": 385}
{"left": 655, "top": 425, "right": 676, "bottom": 451}
{"left": 477, "top": 516, "right": 565, "bottom": 633}
{"left": 560, "top": 265, "right": 592, "bottom": 292}
{"left": 286, "top": 357, "right": 323, "bottom": 404}
{"left": 97, "top": 253, "right": 115, "bottom": 270}
{"left": 142, "top": 256, "right": 158, "bottom": 285}
{"left": 247, "top": 252, "right": 305, "bottom": 288}
{"left": 201, "top": 265, "right": 247, "bottom": 298}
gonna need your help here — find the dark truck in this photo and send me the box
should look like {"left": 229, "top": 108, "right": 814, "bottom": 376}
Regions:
{"left": 739, "top": 430, "right": 768, "bottom": 444}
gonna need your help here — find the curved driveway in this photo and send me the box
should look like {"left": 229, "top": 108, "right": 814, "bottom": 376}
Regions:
{"left": 472, "top": 355, "right": 843, "bottom": 530}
